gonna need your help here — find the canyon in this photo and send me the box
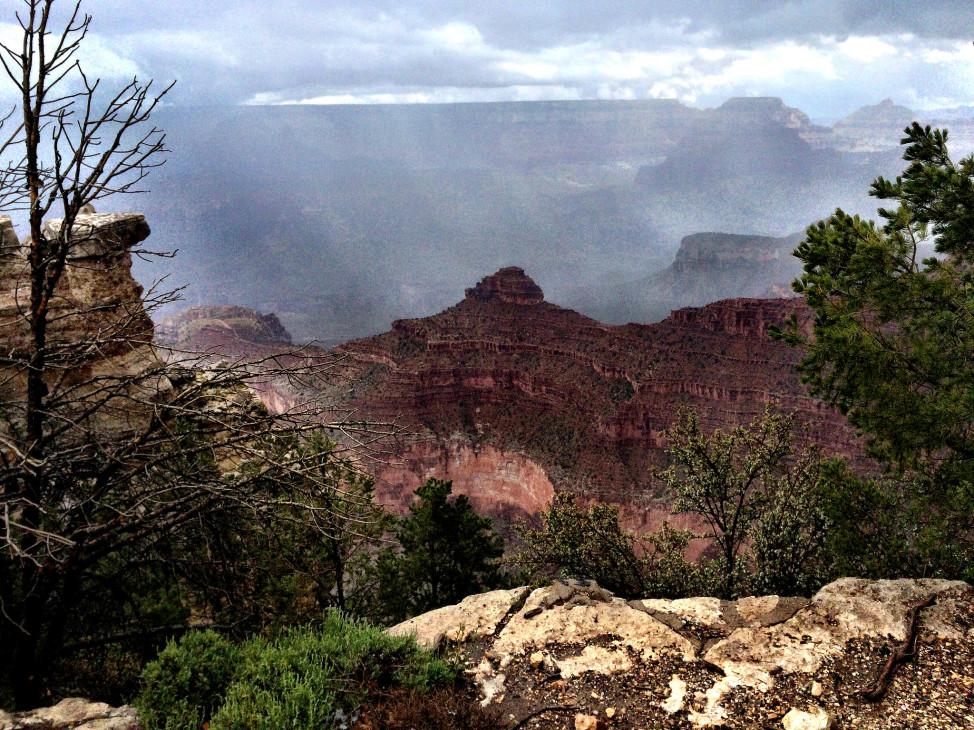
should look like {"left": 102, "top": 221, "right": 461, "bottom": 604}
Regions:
{"left": 132, "top": 96, "right": 961, "bottom": 344}
{"left": 163, "top": 265, "right": 864, "bottom": 534}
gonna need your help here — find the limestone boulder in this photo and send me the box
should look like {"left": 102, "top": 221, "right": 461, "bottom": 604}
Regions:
{"left": 0, "top": 698, "right": 139, "bottom": 730}
{"left": 389, "top": 577, "right": 974, "bottom": 729}
{"left": 387, "top": 587, "right": 530, "bottom": 649}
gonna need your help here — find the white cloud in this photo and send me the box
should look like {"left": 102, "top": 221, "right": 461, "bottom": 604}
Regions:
{"left": 0, "top": 23, "right": 140, "bottom": 80}
{"left": 923, "top": 41, "right": 974, "bottom": 65}
{"left": 838, "top": 35, "right": 899, "bottom": 64}
{"left": 256, "top": 84, "right": 584, "bottom": 106}
{"left": 420, "top": 22, "right": 486, "bottom": 51}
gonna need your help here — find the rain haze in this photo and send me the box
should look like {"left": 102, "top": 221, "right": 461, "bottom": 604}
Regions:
{"left": 4, "top": 0, "right": 973, "bottom": 342}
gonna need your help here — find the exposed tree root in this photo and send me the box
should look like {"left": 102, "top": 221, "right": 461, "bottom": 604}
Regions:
{"left": 859, "top": 595, "right": 935, "bottom": 702}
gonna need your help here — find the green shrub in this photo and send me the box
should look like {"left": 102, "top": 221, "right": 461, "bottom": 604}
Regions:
{"left": 138, "top": 612, "right": 457, "bottom": 730}
{"left": 136, "top": 630, "right": 241, "bottom": 730}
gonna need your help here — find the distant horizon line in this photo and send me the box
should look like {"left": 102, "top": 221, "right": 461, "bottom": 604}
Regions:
{"left": 148, "top": 95, "right": 974, "bottom": 127}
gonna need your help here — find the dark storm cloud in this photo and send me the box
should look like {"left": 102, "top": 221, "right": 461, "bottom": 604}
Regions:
{"left": 7, "top": 1, "right": 972, "bottom": 117}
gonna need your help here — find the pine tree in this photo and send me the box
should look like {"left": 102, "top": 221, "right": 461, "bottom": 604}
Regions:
{"left": 776, "top": 122, "right": 974, "bottom": 577}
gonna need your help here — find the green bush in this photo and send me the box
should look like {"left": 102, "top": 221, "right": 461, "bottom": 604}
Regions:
{"left": 138, "top": 612, "right": 457, "bottom": 730}
{"left": 136, "top": 630, "right": 241, "bottom": 730}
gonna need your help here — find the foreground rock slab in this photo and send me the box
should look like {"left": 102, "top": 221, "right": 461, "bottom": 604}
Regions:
{"left": 389, "top": 578, "right": 974, "bottom": 729}
{"left": 0, "top": 698, "right": 139, "bottom": 730}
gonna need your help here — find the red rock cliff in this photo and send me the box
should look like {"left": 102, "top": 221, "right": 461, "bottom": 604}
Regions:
{"left": 167, "top": 269, "right": 863, "bottom": 525}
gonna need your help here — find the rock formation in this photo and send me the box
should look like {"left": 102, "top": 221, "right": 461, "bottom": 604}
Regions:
{"left": 169, "top": 267, "right": 864, "bottom": 534}
{"left": 613, "top": 231, "right": 805, "bottom": 322}
{"left": 320, "top": 269, "right": 862, "bottom": 528}
{"left": 0, "top": 699, "right": 138, "bottom": 730}
{"left": 829, "top": 99, "right": 916, "bottom": 153}
{"left": 0, "top": 213, "right": 168, "bottom": 432}
{"left": 0, "top": 213, "right": 158, "bottom": 373}
{"left": 389, "top": 578, "right": 974, "bottom": 729}
{"left": 157, "top": 304, "right": 293, "bottom": 349}
{"left": 464, "top": 267, "right": 545, "bottom": 305}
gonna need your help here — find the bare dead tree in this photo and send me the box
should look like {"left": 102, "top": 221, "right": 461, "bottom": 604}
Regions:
{"left": 0, "top": 1, "right": 399, "bottom": 708}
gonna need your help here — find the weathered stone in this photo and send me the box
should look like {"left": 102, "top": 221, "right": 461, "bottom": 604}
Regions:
{"left": 704, "top": 578, "right": 970, "bottom": 688}
{"left": 0, "top": 699, "right": 139, "bottom": 730}
{"left": 44, "top": 212, "right": 151, "bottom": 260}
{"left": 574, "top": 713, "right": 604, "bottom": 730}
{"left": 492, "top": 584, "right": 697, "bottom": 674}
{"left": 387, "top": 586, "right": 530, "bottom": 649}
{"left": 661, "top": 675, "right": 687, "bottom": 714}
{"left": 393, "top": 577, "right": 974, "bottom": 729}
{"left": 0, "top": 213, "right": 167, "bottom": 424}
{"left": 781, "top": 707, "right": 835, "bottom": 730}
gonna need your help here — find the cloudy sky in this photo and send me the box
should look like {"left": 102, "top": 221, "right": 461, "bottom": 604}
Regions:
{"left": 5, "top": 0, "right": 974, "bottom": 120}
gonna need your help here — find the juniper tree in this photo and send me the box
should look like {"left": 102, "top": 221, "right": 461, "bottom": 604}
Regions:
{"left": 377, "top": 478, "right": 504, "bottom": 622}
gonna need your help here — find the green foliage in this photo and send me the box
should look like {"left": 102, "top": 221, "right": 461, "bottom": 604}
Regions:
{"left": 515, "top": 493, "right": 716, "bottom": 599}
{"left": 174, "top": 435, "right": 395, "bottom": 635}
{"left": 778, "top": 122, "right": 974, "bottom": 577}
{"left": 377, "top": 479, "right": 505, "bottom": 622}
{"left": 660, "top": 405, "right": 830, "bottom": 599}
{"left": 515, "top": 493, "right": 647, "bottom": 597}
{"left": 136, "top": 631, "right": 241, "bottom": 730}
{"left": 641, "top": 523, "right": 722, "bottom": 598}
{"left": 137, "top": 613, "right": 457, "bottom": 730}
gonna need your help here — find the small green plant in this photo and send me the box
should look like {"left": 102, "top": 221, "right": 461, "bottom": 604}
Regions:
{"left": 137, "top": 612, "right": 457, "bottom": 730}
{"left": 136, "top": 630, "right": 241, "bottom": 730}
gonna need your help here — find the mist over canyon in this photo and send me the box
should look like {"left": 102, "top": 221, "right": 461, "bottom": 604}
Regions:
{"left": 125, "top": 96, "right": 972, "bottom": 345}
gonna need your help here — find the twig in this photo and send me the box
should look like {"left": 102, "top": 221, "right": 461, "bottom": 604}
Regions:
{"left": 509, "top": 706, "right": 580, "bottom": 730}
{"left": 859, "top": 595, "right": 935, "bottom": 701}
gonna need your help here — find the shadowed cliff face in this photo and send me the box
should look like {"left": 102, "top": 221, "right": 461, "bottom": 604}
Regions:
{"left": 166, "top": 267, "right": 862, "bottom": 526}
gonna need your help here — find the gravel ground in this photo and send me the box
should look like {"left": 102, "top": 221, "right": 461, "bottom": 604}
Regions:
{"left": 476, "top": 592, "right": 974, "bottom": 729}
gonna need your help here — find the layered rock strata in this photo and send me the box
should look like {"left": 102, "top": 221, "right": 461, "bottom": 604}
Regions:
{"left": 0, "top": 213, "right": 167, "bottom": 431}
{"left": 389, "top": 578, "right": 974, "bottom": 729}
{"left": 166, "top": 267, "right": 864, "bottom": 529}
{"left": 321, "top": 268, "right": 863, "bottom": 525}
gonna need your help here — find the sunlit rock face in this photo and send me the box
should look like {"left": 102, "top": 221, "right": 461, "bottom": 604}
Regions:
{"left": 374, "top": 440, "right": 555, "bottom": 523}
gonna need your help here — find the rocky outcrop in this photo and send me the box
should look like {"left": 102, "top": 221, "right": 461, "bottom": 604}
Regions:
{"left": 0, "top": 213, "right": 167, "bottom": 429}
{"left": 389, "top": 578, "right": 974, "bottom": 729}
{"left": 0, "top": 698, "right": 139, "bottom": 730}
{"left": 0, "top": 213, "right": 156, "bottom": 365}
{"left": 156, "top": 305, "right": 292, "bottom": 349}
{"left": 464, "top": 267, "right": 544, "bottom": 305}
{"left": 618, "top": 232, "right": 805, "bottom": 323}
